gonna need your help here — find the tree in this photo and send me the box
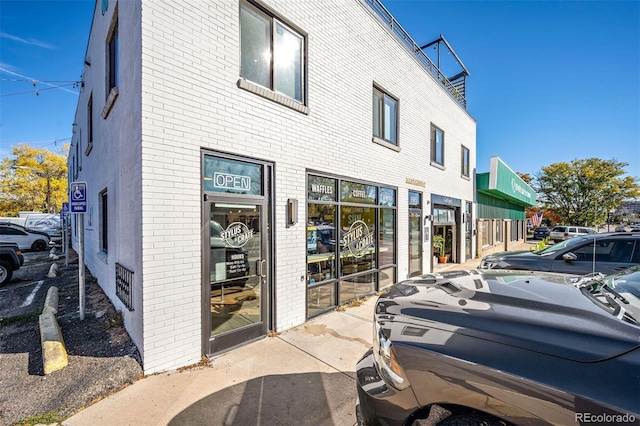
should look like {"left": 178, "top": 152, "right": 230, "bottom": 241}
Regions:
{"left": 535, "top": 158, "right": 640, "bottom": 226}
{"left": 0, "top": 144, "right": 69, "bottom": 215}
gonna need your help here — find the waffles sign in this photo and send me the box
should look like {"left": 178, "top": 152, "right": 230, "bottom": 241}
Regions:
{"left": 343, "top": 220, "right": 374, "bottom": 258}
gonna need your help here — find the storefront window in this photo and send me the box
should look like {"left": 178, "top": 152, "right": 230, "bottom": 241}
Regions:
{"left": 340, "top": 206, "right": 375, "bottom": 277}
{"left": 340, "top": 181, "right": 376, "bottom": 204}
{"left": 408, "top": 191, "right": 422, "bottom": 277}
{"left": 307, "top": 204, "right": 336, "bottom": 285}
{"left": 306, "top": 175, "right": 396, "bottom": 316}
{"left": 308, "top": 176, "right": 336, "bottom": 201}
{"left": 307, "top": 283, "right": 335, "bottom": 316}
{"left": 379, "top": 208, "right": 395, "bottom": 267}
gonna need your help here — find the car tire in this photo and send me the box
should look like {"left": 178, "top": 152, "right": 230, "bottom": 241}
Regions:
{"left": 436, "top": 413, "right": 510, "bottom": 426}
{"left": 32, "top": 239, "right": 48, "bottom": 251}
{"left": 0, "top": 260, "right": 12, "bottom": 286}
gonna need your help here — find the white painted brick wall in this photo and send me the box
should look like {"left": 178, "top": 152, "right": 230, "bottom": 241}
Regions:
{"left": 74, "top": 0, "right": 476, "bottom": 374}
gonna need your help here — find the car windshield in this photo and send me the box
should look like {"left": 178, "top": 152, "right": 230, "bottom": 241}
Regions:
{"left": 579, "top": 266, "right": 640, "bottom": 324}
{"left": 534, "top": 236, "right": 587, "bottom": 256}
{"left": 601, "top": 267, "right": 640, "bottom": 310}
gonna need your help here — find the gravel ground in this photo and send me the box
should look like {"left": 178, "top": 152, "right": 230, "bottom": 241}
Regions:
{"left": 0, "top": 249, "right": 143, "bottom": 426}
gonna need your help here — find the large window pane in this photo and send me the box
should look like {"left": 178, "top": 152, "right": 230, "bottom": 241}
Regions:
{"left": 340, "top": 273, "right": 375, "bottom": 303}
{"left": 240, "top": 3, "right": 272, "bottom": 89}
{"left": 384, "top": 96, "right": 397, "bottom": 143}
{"left": 372, "top": 87, "right": 397, "bottom": 145}
{"left": 340, "top": 206, "right": 375, "bottom": 276}
{"left": 431, "top": 125, "right": 444, "bottom": 165}
{"left": 308, "top": 175, "right": 336, "bottom": 201}
{"left": 274, "top": 22, "right": 303, "bottom": 101}
{"left": 379, "top": 208, "right": 395, "bottom": 266}
{"left": 307, "top": 204, "right": 337, "bottom": 285}
{"left": 307, "top": 284, "right": 336, "bottom": 316}
{"left": 462, "top": 146, "right": 470, "bottom": 177}
{"left": 408, "top": 211, "right": 422, "bottom": 276}
{"left": 379, "top": 267, "right": 395, "bottom": 290}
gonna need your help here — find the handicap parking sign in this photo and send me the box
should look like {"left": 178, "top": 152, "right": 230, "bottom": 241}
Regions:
{"left": 60, "top": 202, "right": 70, "bottom": 219}
{"left": 70, "top": 182, "right": 87, "bottom": 213}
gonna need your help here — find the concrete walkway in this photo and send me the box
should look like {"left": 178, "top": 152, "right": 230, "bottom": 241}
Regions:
{"left": 63, "top": 243, "right": 535, "bottom": 426}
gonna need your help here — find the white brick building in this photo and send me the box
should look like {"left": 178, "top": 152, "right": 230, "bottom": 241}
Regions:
{"left": 70, "top": 0, "right": 476, "bottom": 373}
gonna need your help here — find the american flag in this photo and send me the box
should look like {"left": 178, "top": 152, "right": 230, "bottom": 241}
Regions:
{"left": 531, "top": 211, "right": 544, "bottom": 227}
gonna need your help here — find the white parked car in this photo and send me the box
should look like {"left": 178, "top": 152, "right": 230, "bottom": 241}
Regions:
{"left": 549, "top": 225, "right": 596, "bottom": 243}
{"left": 0, "top": 222, "right": 51, "bottom": 251}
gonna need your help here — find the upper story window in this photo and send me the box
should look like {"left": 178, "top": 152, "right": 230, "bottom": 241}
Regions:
{"left": 461, "top": 145, "right": 470, "bottom": 177}
{"left": 240, "top": 1, "right": 305, "bottom": 103}
{"left": 372, "top": 87, "right": 398, "bottom": 146}
{"left": 86, "top": 94, "right": 94, "bottom": 155}
{"left": 107, "top": 20, "right": 119, "bottom": 94}
{"left": 102, "top": 12, "right": 119, "bottom": 119}
{"left": 431, "top": 124, "right": 444, "bottom": 167}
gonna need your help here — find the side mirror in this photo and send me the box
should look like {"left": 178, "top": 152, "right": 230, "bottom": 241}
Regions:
{"left": 562, "top": 252, "right": 578, "bottom": 262}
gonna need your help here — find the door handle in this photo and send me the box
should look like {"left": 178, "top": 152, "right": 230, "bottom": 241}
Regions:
{"left": 257, "top": 259, "right": 267, "bottom": 278}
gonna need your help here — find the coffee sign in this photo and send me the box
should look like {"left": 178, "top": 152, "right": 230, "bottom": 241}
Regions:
{"left": 342, "top": 220, "right": 374, "bottom": 258}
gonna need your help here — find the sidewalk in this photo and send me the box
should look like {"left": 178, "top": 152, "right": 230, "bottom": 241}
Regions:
{"left": 62, "top": 246, "right": 533, "bottom": 426}
{"left": 63, "top": 299, "right": 376, "bottom": 426}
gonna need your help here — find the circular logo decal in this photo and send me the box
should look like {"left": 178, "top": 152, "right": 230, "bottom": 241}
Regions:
{"left": 221, "top": 222, "right": 254, "bottom": 248}
{"left": 343, "top": 220, "right": 374, "bottom": 258}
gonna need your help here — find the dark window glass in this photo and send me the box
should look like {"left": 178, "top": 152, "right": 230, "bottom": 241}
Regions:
{"left": 108, "top": 21, "right": 119, "bottom": 92}
{"left": 87, "top": 94, "right": 93, "bottom": 144}
{"left": 101, "top": 190, "right": 108, "bottom": 253}
{"left": 431, "top": 124, "right": 444, "bottom": 166}
{"left": 307, "top": 204, "right": 337, "bottom": 285}
{"left": 379, "top": 208, "right": 395, "bottom": 267}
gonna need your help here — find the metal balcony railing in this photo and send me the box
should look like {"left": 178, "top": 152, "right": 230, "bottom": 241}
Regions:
{"left": 363, "top": 0, "right": 468, "bottom": 109}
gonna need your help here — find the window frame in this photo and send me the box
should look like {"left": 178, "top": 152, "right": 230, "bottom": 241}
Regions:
{"left": 239, "top": 0, "right": 307, "bottom": 108}
{"left": 107, "top": 19, "right": 119, "bottom": 95}
{"left": 461, "top": 145, "right": 470, "bottom": 178}
{"left": 100, "top": 189, "right": 108, "bottom": 254}
{"left": 430, "top": 124, "right": 445, "bottom": 167}
{"left": 86, "top": 93, "right": 94, "bottom": 155}
{"left": 102, "top": 11, "right": 119, "bottom": 118}
{"left": 372, "top": 86, "right": 399, "bottom": 147}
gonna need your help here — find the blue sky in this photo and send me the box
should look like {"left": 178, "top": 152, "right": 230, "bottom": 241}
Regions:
{"left": 1, "top": 0, "right": 639, "bottom": 180}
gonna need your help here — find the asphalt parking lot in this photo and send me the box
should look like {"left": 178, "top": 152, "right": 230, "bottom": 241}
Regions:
{"left": 0, "top": 246, "right": 142, "bottom": 425}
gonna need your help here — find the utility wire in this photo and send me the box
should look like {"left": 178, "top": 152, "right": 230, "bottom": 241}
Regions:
{"left": 1, "top": 82, "right": 80, "bottom": 97}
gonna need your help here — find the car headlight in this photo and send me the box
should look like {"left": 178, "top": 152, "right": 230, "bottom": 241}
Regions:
{"left": 372, "top": 320, "right": 410, "bottom": 390}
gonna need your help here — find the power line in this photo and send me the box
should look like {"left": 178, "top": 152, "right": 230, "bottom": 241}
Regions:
{"left": 1, "top": 82, "right": 81, "bottom": 97}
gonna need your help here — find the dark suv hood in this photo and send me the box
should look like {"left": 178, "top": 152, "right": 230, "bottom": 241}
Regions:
{"left": 377, "top": 270, "right": 640, "bottom": 362}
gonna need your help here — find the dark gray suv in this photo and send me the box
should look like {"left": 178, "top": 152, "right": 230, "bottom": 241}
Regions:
{"left": 356, "top": 268, "right": 640, "bottom": 425}
{"left": 479, "top": 232, "right": 640, "bottom": 276}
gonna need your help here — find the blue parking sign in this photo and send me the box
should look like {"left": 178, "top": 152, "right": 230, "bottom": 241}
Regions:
{"left": 61, "top": 202, "right": 70, "bottom": 219}
{"left": 70, "top": 182, "right": 87, "bottom": 213}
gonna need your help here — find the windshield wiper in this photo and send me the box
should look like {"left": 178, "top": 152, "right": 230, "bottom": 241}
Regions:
{"left": 596, "top": 284, "right": 640, "bottom": 324}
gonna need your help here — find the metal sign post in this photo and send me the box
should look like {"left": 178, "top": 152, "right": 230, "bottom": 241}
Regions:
{"left": 70, "top": 182, "right": 87, "bottom": 321}
{"left": 61, "top": 202, "right": 69, "bottom": 267}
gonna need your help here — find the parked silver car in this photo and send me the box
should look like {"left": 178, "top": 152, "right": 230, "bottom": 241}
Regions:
{"left": 549, "top": 225, "right": 596, "bottom": 243}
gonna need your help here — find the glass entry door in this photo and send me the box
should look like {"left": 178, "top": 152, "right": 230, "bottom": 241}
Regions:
{"left": 207, "top": 200, "right": 268, "bottom": 354}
